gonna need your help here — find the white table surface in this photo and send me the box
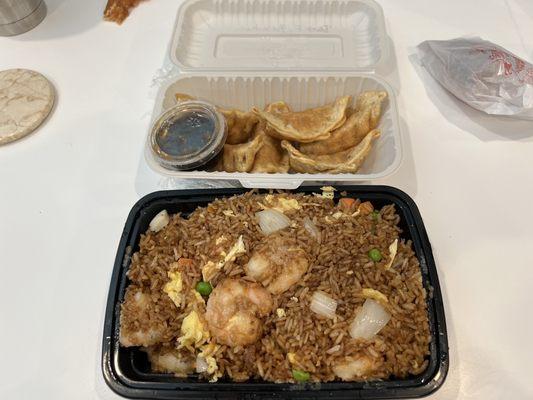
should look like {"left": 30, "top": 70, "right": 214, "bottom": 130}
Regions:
{"left": 1, "top": 0, "right": 533, "bottom": 399}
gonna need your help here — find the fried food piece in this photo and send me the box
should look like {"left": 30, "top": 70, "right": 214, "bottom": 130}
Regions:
{"left": 281, "top": 129, "right": 380, "bottom": 174}
{"left": 252, "top": 96, "right": 351, "bottom": 143}
{"left": 219, "top": 108, "right": 259, "bottom": 145}
{"left": 263, "top": 101, "right": 291, "bottom": 115}
{"left": 356, "top": 91, "right": 387, "bottom": 130}
{"left": 300, "top": 91, "right": 387, "bottom": 155}
{"left": 250, "top": 123, "right": 289, "bottom": 173}
{"left": 250, "top": 102, "right": 291, "bottom": 173}
{"left": 103, "top": 0, "right": 144, "bottom": 24}
{"left": 205, "top": 278, "right": 273, "bottom": 346}
{"left": 216, "top": 133, "right": 264, "bottom": 172}
{"left": 245, "top": 234, "right": 308, "bottom": 294}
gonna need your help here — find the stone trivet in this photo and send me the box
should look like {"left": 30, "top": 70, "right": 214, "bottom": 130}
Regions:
{"left": 0, "top": 69, "right": 55, "bottom": 145}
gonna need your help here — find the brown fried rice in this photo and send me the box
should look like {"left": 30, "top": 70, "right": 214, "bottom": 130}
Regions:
{"left": 119, "top": 191, "right": 431, "bottom": 383}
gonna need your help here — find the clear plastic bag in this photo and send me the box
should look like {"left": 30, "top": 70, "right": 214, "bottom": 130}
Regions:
{"left": 417, "top": 37, "right": 533, "bottom": 120}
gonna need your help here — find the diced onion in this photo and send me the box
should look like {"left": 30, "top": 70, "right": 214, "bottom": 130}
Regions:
{"left": 149, "top": 210, "right": 170, "bottom": 232}
{"left": 256, "top": 209, "right": 290, "bottom": 235}
{"left": 326, "top": 345, "right": 341, "bottom": 354}
{"left": 349, "top": 299, "right": 391, "bottom": 340}
{"left": 196, "top": 355, "right": 209, "bottom": 373}
{"left": 384, "top": 239, "right": 398, "bottom": 270}
{"left": 310, "top": 290, "right": 337, "bottom": 319}
{"left": 303, "top": 217, "right": 321, "bottom": 241}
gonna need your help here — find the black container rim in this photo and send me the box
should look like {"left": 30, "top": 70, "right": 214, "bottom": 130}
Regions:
{"left": 102, "top": 185, "right": 449, "bottom": 399}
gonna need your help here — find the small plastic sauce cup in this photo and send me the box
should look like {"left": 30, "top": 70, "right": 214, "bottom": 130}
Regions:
{"left": 150, "top": 101, "right": 226, "bottom": 170}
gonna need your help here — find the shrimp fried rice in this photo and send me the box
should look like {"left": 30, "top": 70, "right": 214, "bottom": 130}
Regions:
{"left": 119, "top": 191, "right": 431, "bottom": 383}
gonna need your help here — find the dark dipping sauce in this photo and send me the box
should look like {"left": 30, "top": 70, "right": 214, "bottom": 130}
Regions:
{"left": 156, "top": 110, "right": 215, "bottom": 157}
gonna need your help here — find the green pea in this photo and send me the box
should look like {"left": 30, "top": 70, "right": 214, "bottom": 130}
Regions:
{"left": 292, "top": 369, "right": 310, "bottom": 382}
{"left": 371, "top": 210, "right": 379, "bottom": 220}
{"left": 368, "top": 248, "right": 382, "bottom": 262}
{"left": 196, "top": 281, "right": 213, "bottom": 296}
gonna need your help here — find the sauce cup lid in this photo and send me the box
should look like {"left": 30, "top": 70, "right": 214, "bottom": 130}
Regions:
{"left": 150, "top": 101, "right": 226, "bottom": 170}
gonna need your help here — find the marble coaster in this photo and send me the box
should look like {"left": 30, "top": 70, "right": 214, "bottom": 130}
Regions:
{"left": 0, "top": 69, "right": 55, "bottom": 145}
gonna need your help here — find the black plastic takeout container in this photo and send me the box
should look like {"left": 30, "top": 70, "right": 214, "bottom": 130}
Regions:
{"left": 102, "top": 186, "right": 449, "bottom": 399}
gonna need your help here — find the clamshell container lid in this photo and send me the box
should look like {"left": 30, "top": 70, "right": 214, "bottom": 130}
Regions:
{"left": 145, "top": 0, "right": 399, "bottom": 189}
{"left": 170, "top": 0, "right": 389, "bottom": 72}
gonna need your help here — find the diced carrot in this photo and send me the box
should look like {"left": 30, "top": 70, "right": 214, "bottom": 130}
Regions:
{"left": 358, "top": 201, "right": 374, "bottom": 215}
{"left": 339, "top": 197, "right": 357, "bottom": 212}
{"left": 177, "top": 258, "right": 195, "bottom": 268}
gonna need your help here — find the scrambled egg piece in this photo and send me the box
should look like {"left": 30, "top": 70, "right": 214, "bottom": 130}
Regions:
{"left": 198, "top": 343, "right": 222, "bottom": 382}
{"left": 202, "top": 261, "right": 217, "bottom": 282}
{"left": 222, "top": 210, "right": 235, "bottom": 217}
{"left": 383, "top": 239, "right": 398, "bottom": 270}
{"left": 361, "top": 288, "right": 388, "bottom": 305}
{"left": 178, "top": 311, "right": 210, "bottom": 349}
{"left": 193, "top": 291, "right": 206, "bottom": 305}
{"left": 215, "top": 236, "right": 227, "bottom": 245}
{"left": 264, "top": 194, "right": 275, "bottom": 204}
{"left": 327, "top": 204, "right": 360, "bottom": 223}
{"left": 205, "top": 356, "right": 218, "bottom": 374}
{"left": 163, "top": 271, "right": 183, "bottom": 308}
{"left": 287, "top": 352, "right": 304, "bottom": 368}
{"left": 264, "top": 195, "right": 301, "bottom": 213}
{"left": 223, "top": 235, "right": 246, "bottom": 263}
{"left": 287, "top": 353, "right": 297, "bottom": 364}
{"left": 320, "top": 186, "right": 336, "bottom": 199}
{"left": 276, "top": 308, "right": 286, "bottom": 318}
{"left": 202, "top": 235, "right": 246, "bottom": 281}
{"left": 199, "top": 342, "right": 218, "bottom": 359}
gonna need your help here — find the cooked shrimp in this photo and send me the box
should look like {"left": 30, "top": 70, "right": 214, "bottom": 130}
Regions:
{"left": 119, "top": 290, "right": 164, "bottom": 347}
{"left": 144, "top": 346, "right": 195, "bottom": 377}
{"left": 333, "top": 354, "right": 381, "bottom": 380}
{"left": 245, "top": 234, "right": 309, "bottom": 294}
{"left": 205, "top": 278, "right": 273, "bottom": 347}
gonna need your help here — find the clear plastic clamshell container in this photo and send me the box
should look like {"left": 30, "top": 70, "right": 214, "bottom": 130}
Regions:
{"left": 146, "top": 0, "right": 401, "bottom": 189}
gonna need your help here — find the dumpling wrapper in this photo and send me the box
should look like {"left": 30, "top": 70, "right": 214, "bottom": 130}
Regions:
{"left": 216, "top": 133, "right": 264, "bottom": 172}
{"left": 250, "top": 102, "right": 290, "bottom": 173}
{"left": 264, "top": 101, "right": 291, "bottom": 115}
{"left": 252, "top": 96, "right": 351, "bottom": 143}
{"left": 355, "top": 91, "right": 387, "bottom": 130}
{"left": 281, "top": 129, "right": 380, "bottom": 174}
{"left": 251, "top": 122, "right": 289, "bottom": 173}
{"left": 300, "top": 91, "right": 387, "bottom": 156}
{"left": 173, "top": 93, "right": 258, "bottom": 145}
{"left": 219, "top": 108, "right": 259, "bottom": 145}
